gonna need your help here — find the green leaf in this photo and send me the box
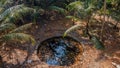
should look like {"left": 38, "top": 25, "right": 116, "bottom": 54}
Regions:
{"left": 91, "top": 36, "right": 105, "bottom": 50}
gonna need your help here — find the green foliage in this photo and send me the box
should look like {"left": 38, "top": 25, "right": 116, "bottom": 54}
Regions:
{"left": 49, "top": 6, "right": 67, "bottom": 14}
{"left": 0, "top": 5, "right": 36, "bottom": 24}
{"left": 0, "top": 0, "right": 8, "bottom": 6}
{"left": 66, "top": 15, "right": 79, "bottom": 21}
{"left": 64, "top": 0, "right": 107, "bottom": 50}
{"left": 64, "top": 24, "right": 105, "bottom": 50}
{"left": 109, "top": 3, "right": 120, "bottom": 21}
{"left": 10, "top": 23, "right": 33, "bottom": 33}
{"left": 96, "top": 0, "right": 120, "bottom": 21}
{"left": 0, "top": 23, "right": 16, "bottom": 32}
{"left": 66, "top": 0, "right": 97, "bottom": 20}
{"left": 67, "top": 1, "right": 84, "bottom": 11}
{"left": 0, "top": 33, "right": 35, "bottom": 45}
{"left": 91, "top": 36, "right": 105, "bottom": 50}
{"left": 0, "top": 0, "right": 119, "bottom": 49}
{"left": 0, "top": 23, "right": 36, "bottom": 45}
{"left": 0, "top": 0, "right": 44, "bottom": 46}
{"left": 0, "top": 5, "right": 24, "bottom": 22}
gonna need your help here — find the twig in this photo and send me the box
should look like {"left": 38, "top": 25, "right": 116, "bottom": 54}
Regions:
{"left": 100, "top": 0, "right": 106, "bottom": 41}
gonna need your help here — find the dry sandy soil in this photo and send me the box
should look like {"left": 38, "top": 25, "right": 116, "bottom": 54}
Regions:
{"left": 0, "top": 18, "right": 120, "bottom": 68}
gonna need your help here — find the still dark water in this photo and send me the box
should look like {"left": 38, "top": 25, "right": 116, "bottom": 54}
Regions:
{"left": 37, "top": 36, "right": 83, "bottom": 66}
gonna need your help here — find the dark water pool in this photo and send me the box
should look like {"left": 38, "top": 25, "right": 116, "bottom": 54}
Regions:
{"left": 37, "top": 36, "right": 83, "bottom": 66}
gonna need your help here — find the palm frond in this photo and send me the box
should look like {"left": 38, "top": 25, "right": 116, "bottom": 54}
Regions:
{"left": 67, "top": 1, "right": 84, "bottom": 11}
{"left": 85, "top": 4, "right": 95, "bottom": 13}
{"left": 63, "top": 24, "right": 82, "bottom": 37}
{"left": 0, "top": 4, "right": 24, "bottom": 22}
{"left": 49, "top": 6, "right": 67, "bottom": 14}
{"left": 0, "top": 23, "right": 16, "bottom": 32}
{"left": 66, "top": 15, "right": 79, "bottom": 21}
{"left": 2, "top": 5, "right": 35, "bottom": 23}
{"left": 3, "top": 0, "right": 14, "bottom": 8}
{"left": 0, "top": 33, "right": 36, "bottom": 45}
{"left": 10, "top": 23, "right": 33, "bottom": 33}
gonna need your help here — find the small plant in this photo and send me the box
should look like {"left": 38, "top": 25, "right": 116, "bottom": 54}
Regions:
{"left": 63, "top": 23, "right": 105, "bottom": 50}
{"left": 64, "top": 0, "right": 105, "bottom": 50}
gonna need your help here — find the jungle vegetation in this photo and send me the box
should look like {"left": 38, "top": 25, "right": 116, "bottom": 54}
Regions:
{"left": 0, "top": 0, "right": 120, "bottom": 67}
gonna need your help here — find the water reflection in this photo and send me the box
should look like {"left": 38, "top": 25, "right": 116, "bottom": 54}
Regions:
{"left": 37, "top": 36, "right": 83, "bottom": 66}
